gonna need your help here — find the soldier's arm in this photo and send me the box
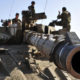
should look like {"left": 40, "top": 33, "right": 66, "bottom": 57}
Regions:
{"left": 57, "top": 14, "right": 62, "bottom": 19}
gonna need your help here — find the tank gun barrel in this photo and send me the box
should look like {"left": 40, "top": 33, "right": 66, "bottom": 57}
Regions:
{"left": 24, "top": 30, "right": 80, "bottom": 79}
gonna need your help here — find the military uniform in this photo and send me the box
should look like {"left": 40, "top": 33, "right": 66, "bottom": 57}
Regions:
{"left": 12, "top": 18, "right": 21, "bottom": 24}
{"left": 22, "top": 1, "right": 36, "bottom": 31}
{"left": 50, "top": 10, "right": 71, "bottom": 32}
{"left": 12, "top": 18, "right": 22, "bottom": 29}
{"left": 57, "top": 11, "right": 71, "bottom": 31}
{"left": 12, "top": 18, "right": 22, "bottom": 44}
{"left": 28, "top": 5, "right": 35, "bottom": 16}
{"left": 28, "top": 5, "right": 36, "bottom": 25}
{"left": 22, "top": 5, "right": 36, "bottom": 30}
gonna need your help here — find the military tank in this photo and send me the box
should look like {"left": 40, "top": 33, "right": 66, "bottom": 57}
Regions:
{"left": 0, "top": 11, "right": 80, "bottom": 80}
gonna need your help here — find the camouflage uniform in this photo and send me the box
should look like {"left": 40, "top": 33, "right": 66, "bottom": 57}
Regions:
{"left": 22, "top": 1, "right": 36, "bottom": 32}
{"left": 56, "top": 10, "right": 71, "bottom": 32}
{"left": 57, "top": 11, "right": 71, "bottom": 31}
{"left": 12, "top": 18, "right": 22, "bottom": 44}
{"left": 28, "top": 5, "right": 35, "bottom": 16}
{"left": 50, "top": 10, "right": 71, "bottom": 32}
{"left": 28, "top": 5, "right": 36, "bottom": 24}
{"left": 22, "top": 5, "right": 36, "bottom": 30}
{"left": 12, "top": 18, "right": 21, "bottom": 24}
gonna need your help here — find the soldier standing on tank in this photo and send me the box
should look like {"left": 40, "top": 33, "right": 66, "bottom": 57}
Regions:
{"left": 28, "top": 1, "right": 36, "bottom": 28}
{"left": 49, "top": 7, "right": 71, "bottom": 32}
{"left": 28, "top": 1, "right": 35, "bottom": 16}
{"left": 22, "top": 1, "right": 36, "bottom": 32}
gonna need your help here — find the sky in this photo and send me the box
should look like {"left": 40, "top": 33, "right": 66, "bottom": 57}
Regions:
{"left": 0, "top": 0, "right": 80, "bottom": 38}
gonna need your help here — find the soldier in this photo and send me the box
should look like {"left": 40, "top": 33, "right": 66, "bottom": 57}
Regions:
{"left": 22, "top": 1, "right": 36, "bottom": 31}
{"left": 49, "top": 7, "right": 71, "bottom": 32}
{"left": 12, "top": 13, "right": 21, "bottom": 24}
{"left": 12, "top": 13, "right": 22, "bottom": 44}
{"left": 28, "top": 1, "right": 35, "bottom": 16}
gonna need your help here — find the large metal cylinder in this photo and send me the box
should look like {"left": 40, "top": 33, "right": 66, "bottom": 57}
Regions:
{"left": 52, "top": 42, "right": 80, "bottom": 78}
{"left": 24, "top": 30, "right": 80, "bottom": 79}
